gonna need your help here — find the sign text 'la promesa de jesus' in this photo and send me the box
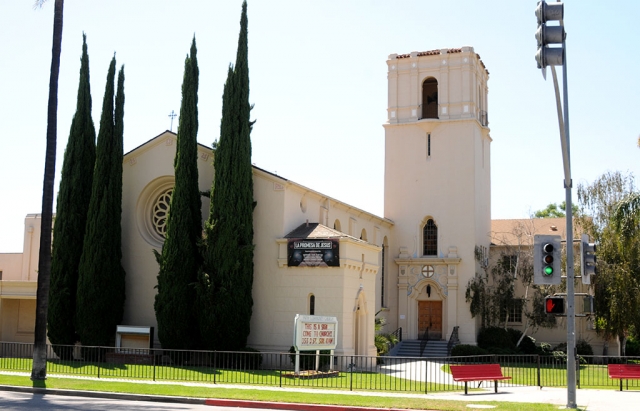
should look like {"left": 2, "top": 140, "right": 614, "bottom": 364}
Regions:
{"left": 287, "top": 238, "right": 340, "bottom": 267}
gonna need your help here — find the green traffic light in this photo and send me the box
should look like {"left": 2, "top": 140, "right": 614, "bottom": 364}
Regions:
{"left": 544, "top": 266, "right": 553, "bottom": 276}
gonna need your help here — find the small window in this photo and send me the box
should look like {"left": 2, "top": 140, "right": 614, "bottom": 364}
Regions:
{"left": 333, "top": 219, "right": 342, "bottom": 232}
{"left": 500, "top": 255, "right": 518, "bottom": 273}
{"left": 380, "top": 245, "right": 385, "bottom": 307}
{"left": 423, "top": 219, "right": 438, "bottom": 256}
{"left": 422, "top": 265, "right": 435, "bottom": 278}
{"left": 501, "top": 299, "right": 523, "bottom": 324}
{"left": 309, "top": 294, "right": 315, "bottom": 315}
{"left": 0, "top": 270, "right": 3, "bottom": 280}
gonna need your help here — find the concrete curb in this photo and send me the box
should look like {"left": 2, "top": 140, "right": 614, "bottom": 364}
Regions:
{"left": 0, "top": 384, "right": 206, "bottom": 405}
{"left": 204, "top": 398, "right": 418, "bottom": 411}
{"left": 0, "top": 385, "right": 424, "bottom": 411}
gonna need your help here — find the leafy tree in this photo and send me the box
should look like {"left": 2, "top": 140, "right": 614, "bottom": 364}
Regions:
{"left": 48, "top": 34, "right": 96, "bottom": 355}
{"left": 154, "top": 37, "right": 202, "bottom": 350}
{"left": 533, "top": 201, "right": 578, "bottom": 218}
{"left": 76, "top": 59, "right": 126, "bottom": 347}
{"left": 577, "top": 171, "right": 640, "bottom": 355}
{"left": 32, "top": 0, "right": 64, "bottom": 381}
{"left": 374, "top": 311, "right": 399, "bottom": 356}
{"left": 466, "top": 220, "right": 557, "bottom": 346}
{"left": 200, "top": 1, "right": 255, "bottom": 350}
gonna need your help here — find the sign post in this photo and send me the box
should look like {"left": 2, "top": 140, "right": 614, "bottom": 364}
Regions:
{"left": 293, "top": 315, "right": 338, "bottom": 374}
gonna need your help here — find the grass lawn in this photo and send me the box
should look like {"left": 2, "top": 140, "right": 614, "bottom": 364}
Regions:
{"left": 0, "top": 374, "right": 581, "bottom": 411}
{"left": 1, "top": 357, "right": 455, "bottom": 393}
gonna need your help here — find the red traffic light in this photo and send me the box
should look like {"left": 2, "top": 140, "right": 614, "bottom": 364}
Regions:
{"left": 545, "top": 297, "right": 565, "bottom": 314}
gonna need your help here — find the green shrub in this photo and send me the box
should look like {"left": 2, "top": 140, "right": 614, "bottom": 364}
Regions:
{"left": 553, "top": 340, "right": 593, "bottom": 357}
{"left": 450, "top": 344, "right": 489, "bottom": 357}
{"left": 537, "top": 342, "right": 553, "bottom": 355}
{"left": 477, "top": 327, "right": 515, "bottom": 351}
{"left": 576, "top": 340, "right": 594, "bottom": 356}
{"left": 505, "top": 328, "right": 537, "bottom": 354}
{"left": 626, "top": 337, "right": 640, "bottom": 356}
{"left": 288, "top": 346, "right": 331, "bottom": 370}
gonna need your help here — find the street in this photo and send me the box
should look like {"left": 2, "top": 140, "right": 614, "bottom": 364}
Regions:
{"left": 0, "top": 391, "right": 265, "bottom": 411}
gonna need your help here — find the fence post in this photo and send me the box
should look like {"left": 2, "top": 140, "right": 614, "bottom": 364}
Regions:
{"left": 576, "top": 354, "right": 580, "bottom": 389}
{"left": 424, "top": 358, "right": 428, "bottom": 394}
{"left": 279, "top": 353, "right": 283, "bottom": 388}
{"left": 350, "top": 356, "right": 354, "bottom": 391}
{"left": 213, "top": 351, "right": 217, "bottom": 384}
{"left": 537, "top": 355, "right": 541, "bottom": 388}
{"left": 97, "top": 348, "right": 100, "bottom": 379}
{"left": 153, "top": 349, "right": 156, "bottom": 382}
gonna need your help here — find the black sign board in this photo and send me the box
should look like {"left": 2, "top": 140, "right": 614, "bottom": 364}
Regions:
{"left": 287, "top": 238, "right": 340, "bottom": 267}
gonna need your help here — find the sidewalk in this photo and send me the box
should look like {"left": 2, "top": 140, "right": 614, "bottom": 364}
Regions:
{"left": 2, "top": 371, "right": 639, "bottom": 411}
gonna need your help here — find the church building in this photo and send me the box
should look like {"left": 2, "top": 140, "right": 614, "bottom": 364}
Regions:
{"left": 0, "top": 46, "right": 608, "bottom": 355}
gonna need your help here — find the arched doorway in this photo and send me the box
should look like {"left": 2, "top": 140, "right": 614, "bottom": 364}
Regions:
{"left": 353, "top": 290, "right": 368, "bottom": 356}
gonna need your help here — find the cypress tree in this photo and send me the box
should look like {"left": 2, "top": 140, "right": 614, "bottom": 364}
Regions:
{"left": 48, "top": 34, "right": 96, "bottom": 356}
{"left": 202, "top": 0, "right": 254, "bottom": 350}
{"left": 76, "top": 58, "right": 126, "bottom": 347}
{"left": 154, "top": 37, "right": 202, "bottom": 350}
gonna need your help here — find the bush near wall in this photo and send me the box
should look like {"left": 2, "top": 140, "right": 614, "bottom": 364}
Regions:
{"left": 288, "top": 346, "right": 331, "bottom": 370}
{"left": 476, "top": 327, "right": 537, "bottom": 354}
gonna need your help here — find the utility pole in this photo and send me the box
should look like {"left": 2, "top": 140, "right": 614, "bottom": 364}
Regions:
{"left": 535, "top": 1, "right": 577, "bottom": 408}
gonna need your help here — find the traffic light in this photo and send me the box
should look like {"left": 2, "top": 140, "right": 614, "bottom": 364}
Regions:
{"left": 580, "top": 234, "right": 597, "bottom": 285}
{"left": 534, "top": 234, "right": 562, "bottom": 285}
{"left": 545, "top": 296, "right": 565, "bottom": 314}
{"left": 535, "top": 1, "right": 565, "bottom": 69}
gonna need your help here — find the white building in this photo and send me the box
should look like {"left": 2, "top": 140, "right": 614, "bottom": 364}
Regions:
{"left": 0, "top": 46, "right": 609, "bottom": 355}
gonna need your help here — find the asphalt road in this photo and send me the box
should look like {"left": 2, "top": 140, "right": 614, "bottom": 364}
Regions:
{"left": 0, "top": 391, "right": 265, "bottom": 411}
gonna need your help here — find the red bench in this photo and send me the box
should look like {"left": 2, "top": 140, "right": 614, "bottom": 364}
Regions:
{"left": 608, "top": 364, "right": 640, "bottom": 391}
{"left": 450, "top": 364, "right": 512, "bottom": 395}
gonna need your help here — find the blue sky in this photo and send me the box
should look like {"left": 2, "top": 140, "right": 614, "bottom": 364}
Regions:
{"left": 1, "top": 1, "right": 638, "bottom": 252}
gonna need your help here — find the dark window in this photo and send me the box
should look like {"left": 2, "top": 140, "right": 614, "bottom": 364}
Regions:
{"left": 500, "top": 255, "right": 518, "bottom": 273}
{"left": 422, "top": 78, "right": 438, "bottom": 119}
{"left": 309, "top": 294, "right": 315, "bottom": 315}
{"left": 423, "top": 219, "right": 438, "bottom": 256}
{"left": 500, "top": 299, "right": 523, "bottom": 323}
{"left": 381, "top": 245, "right": 385, "bottom": 307}
{"left": 427, "top": 133, "right": 431, "bottom": 157}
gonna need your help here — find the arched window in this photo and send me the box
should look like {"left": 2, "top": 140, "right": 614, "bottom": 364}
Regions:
{"left": 422, "top": 77, "right": 438, "bottom": 119}
{"left": 333, "top": 219, "right": 342, "bottom": 232}
{"left": 423, "top": 219, "right": 438, "bottom": 256}
{"left": 360, "top": 228, "right": 367, "bottom": 242}
{"left": 309, "top": 294, "right": 315, "bottom": 315}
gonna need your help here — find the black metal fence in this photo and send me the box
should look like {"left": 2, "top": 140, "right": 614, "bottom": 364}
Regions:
{"left": 1, "top": 341, "right": 639, "bottom": 393}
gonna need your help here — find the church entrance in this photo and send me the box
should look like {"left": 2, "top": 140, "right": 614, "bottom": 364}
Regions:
{"left": 418, "top": 301, "right": 442, "bottom": 340}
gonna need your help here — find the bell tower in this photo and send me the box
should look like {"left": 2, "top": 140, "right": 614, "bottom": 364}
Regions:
{"left": 383, "top": 47, "right": 491, "bottom": 344}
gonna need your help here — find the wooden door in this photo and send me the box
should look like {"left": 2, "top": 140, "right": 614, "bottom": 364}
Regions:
{"left": 418, "top": 301, "right": 443, "bottom": 340}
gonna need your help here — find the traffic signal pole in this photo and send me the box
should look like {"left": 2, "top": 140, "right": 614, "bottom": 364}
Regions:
{"left": 536, "top": 1, "right": 576, "bottom": 408}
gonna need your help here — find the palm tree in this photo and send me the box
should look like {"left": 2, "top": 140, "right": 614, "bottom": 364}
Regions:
{"left": 31, "top": 0, "right": 64, "bottom": 381}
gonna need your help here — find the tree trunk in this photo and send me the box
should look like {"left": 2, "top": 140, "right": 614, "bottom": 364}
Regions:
{"left": 32, "top": 0, "right": 64, "bottom": 381}
{"left": 619, "top": 334, "right": 627, "bottom": 357}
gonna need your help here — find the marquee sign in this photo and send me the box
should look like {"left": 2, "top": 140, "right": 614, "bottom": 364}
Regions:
{"left": 293, "top": 314, "right": 338, "bottom": 351}
{"left": 287, "top": 238, "right": 339, "bottom": 267}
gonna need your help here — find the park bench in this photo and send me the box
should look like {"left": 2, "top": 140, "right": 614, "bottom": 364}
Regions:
{"left": 607, "top": 363, "right": 640, "bottom": 391}
{"left": 450, "top": 363, "right": 512, "bottom": 395}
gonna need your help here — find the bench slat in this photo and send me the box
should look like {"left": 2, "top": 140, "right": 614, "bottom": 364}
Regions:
{"left": 450, "top": 364, "right": 511, "bottom": 395}
{"left": 607, "top": 364, "right": 640, "bottom": 391}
